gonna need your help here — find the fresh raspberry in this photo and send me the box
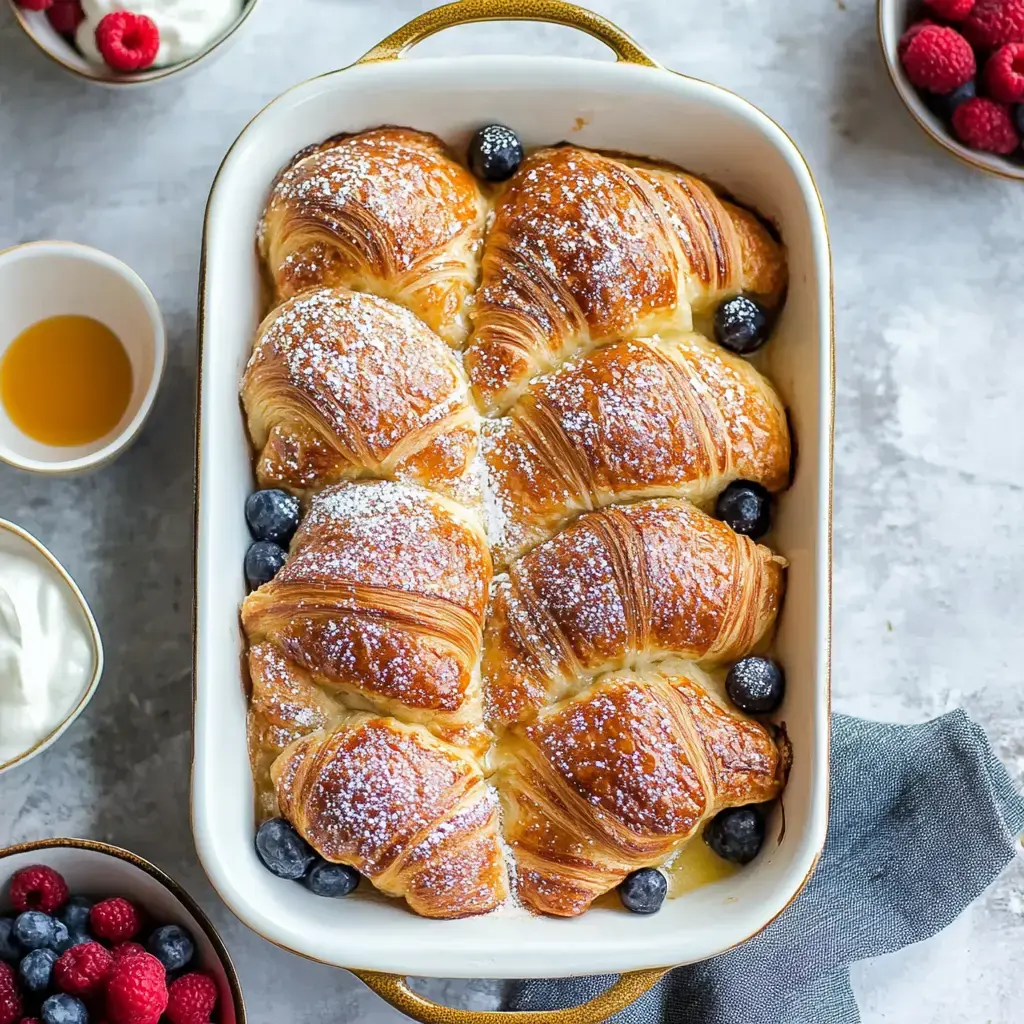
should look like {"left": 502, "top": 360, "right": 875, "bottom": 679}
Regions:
{"left": 901, "top": 24, "right": 977, "bottom": 91}
{"left": 20, "top": 1019, "right": 43, "bottom": 1024}
{"left": 924, "top": 0, "right": 976, "bottom": 18}
{"left": 46, "top": 1, "right": 84, "bottom": 35}
{"left": 952, "top": 95, "right": 1021, "bottom": 150}
{"left": 898, "top": 19, "right": 937, "bottom": 60}
{"left": 111, "top": 943, "right": 146, "bottom": 962}
{"left": 15, "top": 1, "right": 54, "bottom": 11}
{"left": 54, "top": 942, "right": 114, "bottom": 998}
{"left": 985, "top": 40, "right": 1024, "bottom": 97}
{"left": 7, "top": 866, "right": 69, "bottom": 914}
{"left": 0, "top": 964, "right": 21, "bottom": 1024}
{"left": 94, "top": 12, "right": 160, "bottom": 72}
{"left": 105, "top": 953, "right": 167, "bottom": 1024}
{"left": 964, "top": 0, "right": 1024, "bottom": 48}
{"left": 165, "top": 974, "right": 218, "bottom": 1024}
{"left": 89, "top": 899, "right": 141, "bottom": 943}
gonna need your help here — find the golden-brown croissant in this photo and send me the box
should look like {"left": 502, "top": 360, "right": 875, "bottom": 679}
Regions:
{"left": 483, "top": 497, "right": 785, "bottom": 727}
{"left": 242, "top": 480, "right": 492, "bottom": 753}
{"left": 481, "top": 332, "right": 790, "bottom": 567}
{"left": 495, "top": 664, "right": 787, "bottom": 916}
{"left": 259, "top": 128, "right": 487, "bottom": 347}
{"left": 241, "top": 288, "right": 480, "bottom": 503}
{"left": 273, "top": 714, "right": 509, "bottom": 918}
{"left": 464, "top": 146, "right": 787, "bottom": 413}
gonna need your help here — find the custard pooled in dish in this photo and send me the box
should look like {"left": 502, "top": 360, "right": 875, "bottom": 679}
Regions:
{"left": 242, "top": 124, "right": 792, "bottom": 920}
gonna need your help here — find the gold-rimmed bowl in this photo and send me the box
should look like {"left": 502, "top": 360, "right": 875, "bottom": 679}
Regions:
{"left": 878, "top": 0, "right": 1024, "bottom": 180}
{"left": 6, "top": 0, "right": 260, "bottom": 87}
{"left": 0, "top": 838, "right": 245, "bottom": 1023}
{"left": 0, "top": 519, "right": 103, "bottom": 777}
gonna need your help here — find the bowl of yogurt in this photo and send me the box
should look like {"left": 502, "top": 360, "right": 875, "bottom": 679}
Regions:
{"left": 8, "top": 0, "right": 259, "bottom": 86}
{"left": 0, "top": 519, "right": 103, "bottom": 775}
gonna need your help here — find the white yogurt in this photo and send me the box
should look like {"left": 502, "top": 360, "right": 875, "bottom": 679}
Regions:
{"left": 0, "top": 544, "right": 94, "bottom": 764}
{"left": 76, "top": 0, "right": 243, "bottom": 69}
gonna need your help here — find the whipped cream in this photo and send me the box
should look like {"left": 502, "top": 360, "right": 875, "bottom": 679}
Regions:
{"left": 0, "top": 544, "right": 94, "bottom": 764}
{"left": 76, "top": 0, "right": 243, "bottom": 69}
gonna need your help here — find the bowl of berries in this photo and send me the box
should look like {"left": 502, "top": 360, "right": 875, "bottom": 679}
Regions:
{"left": 7, "top": 1, "right": 259, "bottom": 87}
{"left": 880, "top": 0, "right": 1024, "bottom": 177}
{"left": 0, "top": 840, "right": 244, "bottom": 1024}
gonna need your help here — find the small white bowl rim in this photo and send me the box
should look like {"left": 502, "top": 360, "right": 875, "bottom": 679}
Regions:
{"left": 0, "top": 518, "right": 104, "bottom": 775}
{"left": 0, "top": 240, "right": 167, "bottom": 475}
{"left": 0, "top": 836, "right": 247, "bottom": 1024}
{"left": 6, "top": 0, "right": 260, "bottom": 87}
{"left": 877, "top": 0, "right": 1024, "bottom": 181}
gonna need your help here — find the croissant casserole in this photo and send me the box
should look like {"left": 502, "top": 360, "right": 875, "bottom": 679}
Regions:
{"left": 241, "top": 125, "right": 793, "bottom": 920}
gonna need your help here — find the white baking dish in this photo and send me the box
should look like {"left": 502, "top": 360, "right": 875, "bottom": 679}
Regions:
{"left": 193, "top": 0, "right": 832, "bottom": 1013}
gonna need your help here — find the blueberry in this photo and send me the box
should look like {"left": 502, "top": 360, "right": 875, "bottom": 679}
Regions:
{"left": 468, "top": 124, "right": 524, "bottom": 182}
{"left": 57, "top": 897, "right": 92, "bottom": 936}
{"left": 714, "top": 295, "right": 771, "bottom": 354}
{"left": 302, "top": 859, "right": 360, "bottom": 898}
{"left": 245, "top": 541, "right": 287, "bottom": 589}
{"left": 14, "top": 911, "right": 58, "bottom": 951}
{"left": 255, "top": 818, "right": 315, "bottom": 880}
{"left": 714, "top": 480, "right": 772, "bottom": 539}
{"left": 147, "top": 924, "right": 195, "bottom": 972}
{"left": 245, "top": 489, "right": 301, "bottom": 546}
{"left": 41, "top": 993, "right": 89, "bottom": 1024}
{"left": 704, "top": 806, "right": 765, "bottom": 865}
{"left": 928, "top": 79, "right": 976, "bottom": 121}
{"left": 726, "top": 656, "right": 785, "bottom": 714}
{"left": 617, "top": 868, "right": 667, "bottom": 915}
{"left": 0, "top": 918, "right": 18, "bottom": 963}
{"left": 19, "top": 947, "right": 58, "bottom": 993}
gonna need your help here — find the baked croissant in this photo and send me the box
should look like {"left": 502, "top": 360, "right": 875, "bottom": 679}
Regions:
{"left": 273, "top": 714, "right": 508, "bottom": 918}
{"left": 464, "top": 146, "right": 787, "bottom": 413}
{"left": 484, "top": 497, "right": 785, "bottom": 727}
{"left": 259, "top": 128, "right": 487, "bottom": 346}
{"left": 242, "top": 288, "right": 480, "bottom": 504}
{"left": 495, "top": 664, "right": 788, "bottom": 916}
{"left": 242, "top": 480, "right": 492, "bottom": 753}
{"left": 481, "top": 332, "right": 790, "bottom": 567}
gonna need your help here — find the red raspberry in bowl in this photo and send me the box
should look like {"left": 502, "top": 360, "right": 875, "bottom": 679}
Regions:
{"left": 964, "top": 0, "right": 1024, "bottom": 49}
{"left": 899, "top": 19, "right": 937, "bottom": 60}
{"left": 89, "top": 898, "right": 141, "bottom": 943}
{"left": 111, "top": 943, "right": 146, "bottom": 963}
{"left": 95, "top": 12, "right": 160, "bottom": 72}
{"left": 46, "top": 1, "right": 85, "bottom": 35}
{"left": 54, "top": 942, "right": 114, "bottom": 998}
{"left": 924, "top": 0, "right": 976, "bottom": 18}
{"left": 8, "top": 865, "right": 68, "bottom": 914}
{"left": 166, "top": 974, "right": 218, "bottom": 1024}
{"left": 985, "top": 40, "right": 1024, "bottom": 98}
{"left": 0, "top": 964, "right": 21, "bottom": 1024}
{"left": 952, "top": 95, "right": 1021, "bottom": 151}
{"left": 900, "top": 24, "right": 977, "bottom": 92}
{"left": 105, "top": 953, "right": 167, "bottom": 1024}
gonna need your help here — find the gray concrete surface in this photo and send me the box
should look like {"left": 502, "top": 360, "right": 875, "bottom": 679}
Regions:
{"left": 1, "top": 0, "right": 1022, "bottom": 1020}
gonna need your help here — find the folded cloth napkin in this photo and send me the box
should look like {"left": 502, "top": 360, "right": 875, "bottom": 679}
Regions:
{"left": 504, "top": 712, "right": 1024, "bottom": 1023}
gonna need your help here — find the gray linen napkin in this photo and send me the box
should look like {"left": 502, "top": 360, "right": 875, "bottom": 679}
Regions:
{"left": 504, "top": 712, "right": 1024, "bottom": 1023}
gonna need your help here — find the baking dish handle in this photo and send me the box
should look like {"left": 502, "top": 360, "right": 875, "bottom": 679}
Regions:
{"left": 353, "top": 968, "right": 669, "bottom": 1023}
{"left": 354, "top": 0, "right": 659, "bottom": 68}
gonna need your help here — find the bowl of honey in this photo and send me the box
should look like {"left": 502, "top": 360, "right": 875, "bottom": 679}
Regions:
{"left": 0, "top": 241, "right": 165, "bottom": 474}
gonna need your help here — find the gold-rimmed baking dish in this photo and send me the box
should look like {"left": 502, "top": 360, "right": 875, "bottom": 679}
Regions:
{"left": 7, "top": 0, "right": 260, "bottom": 87}
{"left": 192, "top": 2, "right": 834, "bottom": 1021}
{"left": 0, "top": 838, "right": 245, "bottom": 1023}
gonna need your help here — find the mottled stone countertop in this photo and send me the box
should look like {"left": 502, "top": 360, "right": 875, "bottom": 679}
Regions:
{"left": 1, "top": 0, "right": 1022, "bottom": 1020}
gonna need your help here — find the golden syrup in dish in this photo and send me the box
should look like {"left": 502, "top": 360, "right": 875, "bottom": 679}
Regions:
{"left": 1, "top": 316, "right": 133, "bottom": 447}
{"left": 664, "top": 834, "right": 738, "bottom": 897}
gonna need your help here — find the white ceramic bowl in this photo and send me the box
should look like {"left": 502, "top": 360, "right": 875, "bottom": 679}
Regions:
{"left": 193, "top": 0, "right": 833, "bottom": 1002}
{"left": 0, "top": 242, "right": 165, "bottom": 474}
{"left": 0, "top": 838, "right": 245, "bottom": 1023}
{"left": 7, "top": 0, "right": 260, "bottom": 87}
{"left": 0, "top": 519, "right": 103, "bottom": 776}
{"left": 878, "top": 0, "right": 1024, "bottom": 180}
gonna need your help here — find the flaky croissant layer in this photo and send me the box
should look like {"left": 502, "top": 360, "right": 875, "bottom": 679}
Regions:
{"left": 242, "top": 127, "right": 793, "bottom": 919}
